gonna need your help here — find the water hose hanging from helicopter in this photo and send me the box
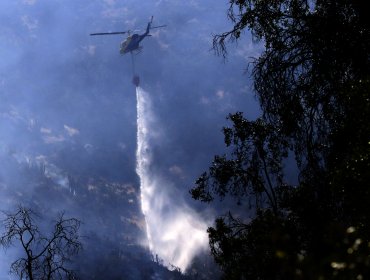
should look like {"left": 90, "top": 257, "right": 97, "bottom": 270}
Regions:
{"left": 131, "top": 52, "right": 140, "bottom": 87}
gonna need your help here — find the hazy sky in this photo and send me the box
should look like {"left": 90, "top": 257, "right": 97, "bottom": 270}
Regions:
{"left": 0, "top": 0, "right": 260, "bottom": 276}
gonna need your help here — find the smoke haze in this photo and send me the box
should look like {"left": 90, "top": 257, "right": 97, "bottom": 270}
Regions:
{"left": 0, "top": 1, "right": 261, "bottom": 278}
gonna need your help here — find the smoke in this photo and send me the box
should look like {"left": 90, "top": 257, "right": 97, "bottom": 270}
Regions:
{"left": 135, "top": 87, "right": 208, "bottom": 272}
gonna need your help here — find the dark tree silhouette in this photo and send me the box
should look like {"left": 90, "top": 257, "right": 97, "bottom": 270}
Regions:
{"left": 0, "top": 206, "right": 82, "bottom": 280}
{"left": 191, "top": 0, "right": 370, "bottom": 279}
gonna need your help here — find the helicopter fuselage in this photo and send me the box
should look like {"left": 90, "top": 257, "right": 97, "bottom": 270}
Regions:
{"left": 120, "top": 34, "right": 147, "bottom": 54}
{"left": 120, "top": 22, "right": 151, "bottom": 54}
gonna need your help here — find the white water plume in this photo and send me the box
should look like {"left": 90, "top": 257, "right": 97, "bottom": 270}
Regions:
{"left": 135, "top": 87, "right": 208, "bottom": 272}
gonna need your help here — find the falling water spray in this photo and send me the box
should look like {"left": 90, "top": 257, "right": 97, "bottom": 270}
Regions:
{"left": 135, "top": 87, "right": 209, "bottom": 272}
{"left": 136, "top": 87, "right": 155, "bottom": 251}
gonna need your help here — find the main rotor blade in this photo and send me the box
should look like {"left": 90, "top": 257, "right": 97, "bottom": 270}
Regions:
{"left": 150, "top": 25, "right": 167, "bottom": 30}
{"left": 90, "top": 31, "right": 127, "bottom": 36}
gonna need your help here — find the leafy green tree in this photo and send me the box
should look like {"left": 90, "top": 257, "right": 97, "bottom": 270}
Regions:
{"left": 0, "top": 206, "right": 82, "bottom": 280}
{"left": 191, "top": 0, "right": 370, "bottom": 279}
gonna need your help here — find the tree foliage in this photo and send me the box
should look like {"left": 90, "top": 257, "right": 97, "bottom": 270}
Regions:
{"left": 191, "top": 0, "right": 370, "bottom": 279}
{"left": 0, "top": 206, "right": 82, "bottom": 280}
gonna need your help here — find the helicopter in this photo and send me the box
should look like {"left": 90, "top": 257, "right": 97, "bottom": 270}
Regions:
{"left": 90, "top": 16, "right": 166, "bottom": 55}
